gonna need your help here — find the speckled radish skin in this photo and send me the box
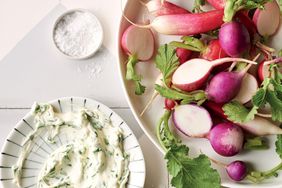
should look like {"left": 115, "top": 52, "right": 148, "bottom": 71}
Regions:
{"left": 208, "top": 123, "right": 244, "bottom": 157}
{"left": 146, "top": 0, "right": 189, "bottom": 16}
{"left": 233, "top": 73, "right": 258, "bottom": 104}
{"left": 253, "top": 1, "right": 280, "bottom": 36}
{"left": 172, "top": 104, "right": 213, "bottom": 137}
{"left": 226, "top": 161, "right": 247, "bottom": 181}
{"left": 151, "top": 10, "right": 224, "bottom": 35}
{"left": 121, "top": 25, "right": 155, "bottom": 61}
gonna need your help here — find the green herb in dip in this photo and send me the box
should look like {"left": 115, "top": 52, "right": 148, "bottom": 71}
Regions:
{"left": 12, "top": 103, "right": 129, "bottom": 188}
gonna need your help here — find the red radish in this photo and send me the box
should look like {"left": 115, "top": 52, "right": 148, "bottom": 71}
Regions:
{"left": 121, "top": 25, "right": 155, "bottom": 61}
{"left": 208, "top": 122, "right": 244, "bottom": 156}
{"left": 206, "top": 102, "right": 282, "bottom": 135}
{"left": 172, "top": 57, "right": 257, "bottom": 92}
{"left": 172, "top": 104, "right": 213, "bottom": 137}
{"left": 233, "top": 73, "right": 258, "bottom": 104}
{"left": 219, "top": 21, "right": 250, "bottom": 57}
{"left": 140, "top": 74, "right": 163, "bottom": 116}
{"left": 236, "top": 12, "right": 257, "bottom": 40}
{"left": 207, "top": 0, "right": 225, "bottom": 9}
{"left": 176, "top": 48, "right": 192, "bottom": 64}
{"left": 165, "top": 98, "right": 176, "bottom": 110}
{"left": 253, "top": 1, "right": 280, "bottom": 36}
{"left": 144, "top": 0, "right": 189, "bottom": 16}
{"left": 226, "top": 161, "right": 248, "bottom": 181}
{"left": 123, "top": 9, "right": 224, "bottom": 35}
{"left": 201, "top": 39, "right": 228, "bottom": 61}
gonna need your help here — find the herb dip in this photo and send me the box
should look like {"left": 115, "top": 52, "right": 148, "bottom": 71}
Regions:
{"left": 13, "top": 103, "right": 129, "bottom": 188}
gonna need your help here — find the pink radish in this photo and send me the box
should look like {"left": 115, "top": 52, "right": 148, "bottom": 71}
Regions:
{"left": 208, "top": 123, "right": 244, "bottom": 156}
{"left": 207, "top": 0, "right": 225, "bottom": 9}
{"left": 121, "top": 25, "right": 154, "bottom": 61}
{"left": 172, "top": 57, "right": 257, "bottom": 92}
{"left": 219, "top": 21, "right": 250, "bottom": 57}
{"left": 233, "top": 73, "right": 258, "bottom": 104}
{"left": 123, "top": 9, "right": 224, "bottom": 35}
{"left": 165, "top": 98, "right": 177, "bottom": 110}
{"left": 253, "top": 1, "right": 280, "bottom": 36}
{"left": 144, "top": 0, "right": 189, "bottom": 16}
{"left": 172, "top": 104, "right": 213, "bottom": 137}
{"left": 121, "top": 25, "right": 155, "bottom": 95}
{"left": 176, "top": 48, "right": 192, "bottom": 64}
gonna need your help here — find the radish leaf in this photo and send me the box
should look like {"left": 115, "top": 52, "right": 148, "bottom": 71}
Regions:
{"left": 244, "top": 137, "right": 268, "bottom": 150}
{"left": 276, "top": 126, "right": 282, "bottom": 159}
{"left": 155, "top": 44, "right": 179, "bottom": 86}
{"left": 126, "top": 55, "right": 146, "bottom": 95}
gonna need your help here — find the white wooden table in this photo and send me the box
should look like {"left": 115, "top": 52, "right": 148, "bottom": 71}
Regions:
{"left": 0, "top": 0, "right": 169, "bottom": 187}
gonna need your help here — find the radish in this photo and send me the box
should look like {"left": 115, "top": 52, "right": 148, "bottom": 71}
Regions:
{"left": 207, "top": 0, "right": 225, "bottom": 9}
{"left": 208, "top": 123, "right": 244, "bottom": 156}
{"left": 258, "top": 60, "right": 282, "bottom": 82}
{"left": 172, "top": 57, "right": 257, "bottom": 92}
{"left": 172, "top": 104, "right": 213, "bottom": 137}
{"left": 236, "top": 11, "right": 257, "bottom": 40}
{"left": 121, "top": 25, "right": 155, "bottom": 95}
{"left": 253, "top": 1, "right": 280, "bottom": 36}
{"left": 219, "top": 21, "right": 250, "bottom": 57}
{"left": 121, "top": 25, "right": 154, "bottom": 60}
{"left": 201, "top": 39, "right": 228, "bottom": 61}
{"left": 144, "top": 0, "right": 189, "bottom": 16}
{"left": 205, "top": 102, "right": 282, "bottom": 135}
{"left": 233, "top": 73, "right": 258, "bottom": 104}
{"left": 206, "top": 61, "right": 256, "bottom": 104}
{"left": 165, "top": 98, "right": 177, "bottom": 110}
{"left": 176, "top": 47, "right": 192, "bottom": 64}
{"left": 226, "top": 161, "right": 248, "bottom": 181}
{"left": 123, "top": 9, "right": 224, "bottom": 35}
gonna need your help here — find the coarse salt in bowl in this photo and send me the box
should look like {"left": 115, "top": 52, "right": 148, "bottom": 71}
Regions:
{"left": 53, "top": 9, "right": 103, "bottom": 59}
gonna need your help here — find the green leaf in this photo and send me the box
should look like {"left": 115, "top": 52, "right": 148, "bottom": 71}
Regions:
{"left": 223, "top": 0, "right": 271, "bottom": 22}
{"left": 276, "top": 125, "right": 282, "bottom": 159}
{"left": 155, "top": 84, "right": 207, "bottom": 104}
{"left": 266, "top": 91, "right": 282, "bottom": 122}
{"left": 155, "top": 44, "right": 179, "bottom": 86}
{"left": 125, "top": 54, "right": 146, "bottom": 95}
{"left": 166, "top": 147, "right": 221, "bottom": 188}
{"left": 252, "top": 88, "right": 267, "bottom": 107}
{"left": 223, "top": 101, "right": 258, "bottom": 123}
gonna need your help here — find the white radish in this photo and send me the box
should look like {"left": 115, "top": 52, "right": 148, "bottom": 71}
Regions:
{"left": 233, "top": 73, "right": 258, "bottom": 104}
{"left": 172, "top": 104, "right": 213, "bottom": 137}
{"left": 121, "top": 25, "right": 155, "bottom": 61}
{"left": 240, "top": 116, "right": 282, "bottom": 136}
{"left": 253, "top": 1, "right": 280, "bottom": 36}
{"left": 172, "top": 58, "right": 257, "bottom": 92}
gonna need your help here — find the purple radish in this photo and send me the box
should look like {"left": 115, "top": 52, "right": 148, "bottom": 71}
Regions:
{"left": 206, "top": 63, "right": 254, "bottom": 104}
{"left": 172, "top": 104, "right": 213, "bottom": 137}
{"left": 219, "top": 21, "right": 250, "bottom": 57}
{"left": 209, "top": 157, "right": 248, "bottom": 181}
{"left": 208, "top": 123, "right": 244, "bottom": 156}
{"left": 172, "top": 57, "right": 257, "bottom": 92}
{"left": 253, "top": 1, "right": 280, "bottom": 36}
{"left": 226, "top": 161, "right": 248, "bottom": 181}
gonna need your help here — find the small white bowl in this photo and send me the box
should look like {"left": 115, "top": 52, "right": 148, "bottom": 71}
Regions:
{"left": 52, "top": 9, "right": 103, "bottom": 60}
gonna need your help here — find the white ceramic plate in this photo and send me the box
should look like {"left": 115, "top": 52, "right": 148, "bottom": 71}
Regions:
{"left": 0, "top": 97, "right": 145, "bottom": 188}
{"left": 117, "top": 0, "right": 282, "bottom": 187}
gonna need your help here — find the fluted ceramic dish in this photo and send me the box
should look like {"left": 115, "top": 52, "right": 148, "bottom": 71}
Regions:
{"left": 0, "top": 97, "right": 145, "bottom": 188}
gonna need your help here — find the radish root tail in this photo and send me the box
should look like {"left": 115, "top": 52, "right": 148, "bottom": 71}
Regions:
{"left": 140, "top": 92, "right": 159, "bottom": 116}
